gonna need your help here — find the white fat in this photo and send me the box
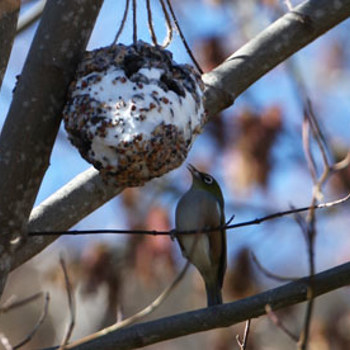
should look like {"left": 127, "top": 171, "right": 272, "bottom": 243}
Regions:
{"left": 73, "top": 67, "right": 204, "bottom": 147}
{"left": 138, "top": 67, "right": 163, "bottom": 80}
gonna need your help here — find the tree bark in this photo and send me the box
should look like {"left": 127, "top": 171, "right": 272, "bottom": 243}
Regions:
{"left": 58, "top": 262, "right": 350, "bottom": 350}
{"left": 0, "top": 0, "right": 104, "bottom": 291}
{"left": 0, "top": 0, "right": 20, "bottom": 89}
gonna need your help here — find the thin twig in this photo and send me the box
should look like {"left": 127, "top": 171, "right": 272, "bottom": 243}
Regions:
{"left": 284, "top": 0, "right": 294, "bottom": 11}
{"left": 299, "top": 97, "right": 333, "bottom": 350}
{"left": 302, "top": 117, "right": 318, "bottom": 184}
{"left": 299, "top": 209, "right": 316, "bottom": 350}
{"left": 42, "top": 261, "right": 350, "bottom": 350}
{"left": 0, "top": 292, "right": 43, "bottom": 313}
{"left": 236, "top": 319, "right": 251, "bottom": 350}
{"left": 158, "top": 0, "right": 173, "bottom": 47}
{"left": 112, "top": 0, "right": 130, "bottom": 45}
{"left": 304, "top": 107, "right": 330, "bottom": 201}
{"left": 13, "top": 293, "right": 50, "bottom": 349}
{"left": 305, "top": 98, "right": 330, "bottom": 169}
{"left": 331, "top": 151, "right": 350, "bottom": 172}
{"left": 298, "top": 288, "right": 314, "bottom": 350}
{"left": 164, "top": 0, "right": 203, "bottom": 73}
{"left": 114, "top": 261, "right": 190, "bottom": 329}
{"left": 226, "top": 214, "right": 235, "bottom": 226}
{"left": 64, "top": 261, "right": 191, "bottom": 348}
{"left": 28, "top": 193, "right": 350, "bottom": 237}
{"left": 146, "top": 0, "right": 158, "bottom": 45}
{"left": 59, "top": 257, "right": 76, "bottom": 349}
{"left": 265, "top": 305, "right": 299, "bottom": 342}
{"left": 292, "top": 206, "right": 309, "bottom": 243}
{"left": 251, "top": 252, "right": 300, "bottom": 282}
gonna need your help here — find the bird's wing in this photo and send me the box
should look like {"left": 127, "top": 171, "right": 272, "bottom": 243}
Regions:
{"left": 206, "top": 200, "right": 226, "bottom": 288}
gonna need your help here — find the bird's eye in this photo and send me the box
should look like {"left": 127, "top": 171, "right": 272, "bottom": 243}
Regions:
{"left": 203, "top": 175, "right": 213, "bottom": 185}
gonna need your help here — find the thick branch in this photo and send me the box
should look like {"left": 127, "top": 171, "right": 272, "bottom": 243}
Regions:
{"left": 203, "top": 0, "right": 350, "bottom": 115}
{"left": 16, "top": 0, "right": 350, "bottom": 269}
{"left": 11, "top": 168, "right": 123, "bottom": 271}
{"left": 0, "top": 0, "right": 20, "bottom": 89}
{"left": 0, "top": 0, "right": 103, "bottom": 287}
{"left": 57, "top": 261, "right": 350, "bottom": 350}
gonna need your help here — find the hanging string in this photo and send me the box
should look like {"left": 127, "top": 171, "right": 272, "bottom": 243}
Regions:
{"left": 132, "top": 0, "right": 137, "bottom": 44}
{"left": 112, "top": 0, "right": 202, "bottom": 74}
{"left": 146, "top": 0, "right": 158, "bottom": 45}
{"left": 158, "top": 0, "right": 173, "bottom": 48}
{"left": 112, "top": 0, "right": 130, "bottom": 45}
{"left": 164, "top": 0, "right": 203, "bottom": 74}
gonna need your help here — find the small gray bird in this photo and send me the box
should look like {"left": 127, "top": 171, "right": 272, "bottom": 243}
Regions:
{"left": 175, "top": 164, "right": 227, "bottom": 306}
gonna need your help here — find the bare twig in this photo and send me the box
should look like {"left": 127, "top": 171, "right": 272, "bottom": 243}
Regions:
{"left": 251, "top": 252, "right": 300, "bottom": 282}
{"left": 225, "top": 214, "right": 235, "bottom": 226}
{"left": 302, "top": 118, "right": 318, "bottom": 184}
{"left": 236, "top": 319, "right": 251, "bottom": 350}
{"left": 59, "top": 257, "right": 76, "bottom": 349}
{"left": 114, "top": 261, "right": 190, "bottom": 329}
{"left": 299, "top": 101, "right": 333, "bottom": 349}
{"left": 332, "top": 151, "right": 350, "bottom": 171}
{"left": 0, "top": 291, "right": 43, "bottom": 313}
{"left": 28, "top": 193, "right": 350, "bottom": 237}
{"left": 65, "top": 261, "right": 191, "bottom": 348}
{"left": 265, "top": 304, "right": 299, "bottom": 342}
{"left": 284, "top": 0, "right": 294, "bottom": 11}
{"left": 42, "top": 261, "right": 350, "bottom": 350}
{"left": 203, "top": 0, "right": 350, "bottom": 115}
{"left": 305, "top": 99, "right": 330, "bottom": 169}
{"left": 13, "top": 293, "right": 50, "bottom": 349}
{"left": 299, "top": 96, "right": 336, "bottom": 349}
{"left": 12, "top": 168, "right": 123, "bottom": 272}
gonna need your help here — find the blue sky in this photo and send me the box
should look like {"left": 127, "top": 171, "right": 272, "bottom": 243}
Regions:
{"left": 1, "top": 0, "right": 350, "bottom": 273}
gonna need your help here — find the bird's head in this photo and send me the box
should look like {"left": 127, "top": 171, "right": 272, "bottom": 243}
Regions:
{"left": 187, "top": 164, "right": 224, "bottom": 208}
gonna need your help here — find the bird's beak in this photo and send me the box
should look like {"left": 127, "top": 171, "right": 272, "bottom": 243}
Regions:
{"left": 187, "top": 163, "right": 200, "bottom": 178}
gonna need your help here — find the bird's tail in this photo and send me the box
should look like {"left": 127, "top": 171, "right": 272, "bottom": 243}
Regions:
{"left": 205, "top": 281, "right": 223, "bottom": 307}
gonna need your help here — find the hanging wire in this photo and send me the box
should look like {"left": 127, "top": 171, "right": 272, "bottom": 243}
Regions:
{"left": 146, "top": 0, "right": 158, "bottom": 45}
{"left": 158, "top": 0, "right": 173, "bottom": 48}
{"left": 164, "top": 0, "right": 203, "bottom": 74}
{"left": 132, "top": 0, "right": 138, "bottom": 44}
{"left": 112, "top": 0, "right": 130, "bottom": 45}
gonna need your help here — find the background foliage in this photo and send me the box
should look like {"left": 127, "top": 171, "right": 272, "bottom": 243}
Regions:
{"left": 1, "top": 0, "right": 350, "bottom": 349}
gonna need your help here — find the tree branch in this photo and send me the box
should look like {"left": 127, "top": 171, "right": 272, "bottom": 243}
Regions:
{"left": 13, "top": 0, "right": 350, "bottom": 270}
{"left": 0, "top": 0, "right": 20, "bottom": 89}
{"left": 202, "top": 0, "right": 350, "bottom": 115}
{"left": 11, "top": 168, "right": 122, "bottom": 271}
{"left": 0, "top": 0, "right": 104, "bottom": 288}
{"left": 48, "top": 261, "right": 350, "bottom": 350}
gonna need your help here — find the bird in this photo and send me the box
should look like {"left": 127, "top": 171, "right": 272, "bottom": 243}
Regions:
{"left": 175, "top": 164, "right": 227, "bottom": 307}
